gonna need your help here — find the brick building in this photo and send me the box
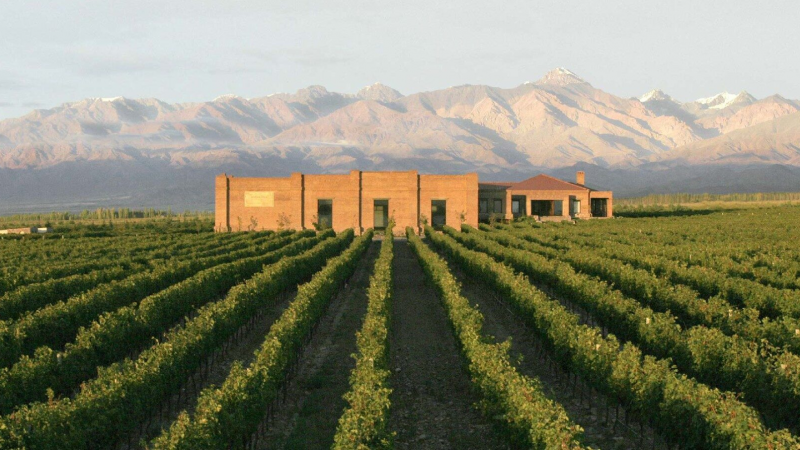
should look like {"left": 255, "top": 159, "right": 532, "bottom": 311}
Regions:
{"left": 214, "top": 170, "right": 611, "bottom": 233}
{"left": 478, "top": 171, "right": 613, "bottom": 222}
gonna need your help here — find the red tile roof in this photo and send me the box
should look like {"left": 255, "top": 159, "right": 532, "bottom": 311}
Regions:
{"left": 508, "top": 174, "right": 589, "bottom": 191}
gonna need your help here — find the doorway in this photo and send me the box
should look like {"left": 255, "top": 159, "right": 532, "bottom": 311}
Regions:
{"left": 591, "top": 198, "right": 608, "bottom": 217}
{"left": 374, "top": 199, "right": 389, "bottom": 229}
{"left": 511, "top": 195, "right": 526, "bottom": 217}
{"left": 570, "top": 197, "right": 581, "bottom": 217}
{"left": 431, "top": 200, "right": 446, "bottom": 229}
{"left": 317, "top": 199, "right": 332, "bottom": 229}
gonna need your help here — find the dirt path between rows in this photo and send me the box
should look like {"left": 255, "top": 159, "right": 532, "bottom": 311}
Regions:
{"left": 435, "top": 243, "right": 667, "bottom": 450}
{"left": 387, "top": 239, "right": 508, "bottom": 450}
{"left": 257, "top": 240, "right": 379, "bottom": 450}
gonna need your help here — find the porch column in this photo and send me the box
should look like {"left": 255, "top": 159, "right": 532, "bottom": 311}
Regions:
{"left": 505, "top": 190, "right": 513, "bottom": 221}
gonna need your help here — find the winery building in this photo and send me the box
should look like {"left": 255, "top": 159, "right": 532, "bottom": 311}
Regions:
{"left": 214, "top": 170, "right": 611, "bottom": 233}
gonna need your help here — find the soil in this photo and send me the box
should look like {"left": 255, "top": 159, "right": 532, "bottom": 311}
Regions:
{"left": 257, "top": 240, "right": 379, "bottom": 450}
{"left": 433, "top": 241, "right": 668, "bottom": 450}
{"left": 387, "top": 239, "right": 508, "bottom": 450}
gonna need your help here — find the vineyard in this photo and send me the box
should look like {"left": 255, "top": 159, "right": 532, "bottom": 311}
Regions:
{"left": 1, "top": 206, "right": 800, "bottom": 449}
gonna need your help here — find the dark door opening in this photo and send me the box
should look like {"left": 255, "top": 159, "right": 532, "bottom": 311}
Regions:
{"left": 431, "top": 200, "right": 446, "bottom": 229}
{"left": 317, "top": 199, "right": 333, "bottom": 229}
{"left": 570, "top": 197, "right": 581, "bottom": 217}
{"left": 591, "top": 198, "right": 608, "bottom": 217}
{"left": 511, "top": 195, "right": 526, "bottom": 217}
{"left": 374, "top": 199, "right": 389, "bottom": 229}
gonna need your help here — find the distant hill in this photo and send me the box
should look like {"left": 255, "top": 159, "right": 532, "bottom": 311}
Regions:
{"left": 1, "top": 68, "right": 799, "bottom": 213}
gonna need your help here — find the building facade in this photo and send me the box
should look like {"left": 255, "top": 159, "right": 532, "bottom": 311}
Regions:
{"left": 214, "top": 170, "right": 611, "bottom": 233}
{"left": 478, "top": 171, "right": 613, "bottom": 222}
{"left": 215, "top": 170, "right": 479, "bottom": 234}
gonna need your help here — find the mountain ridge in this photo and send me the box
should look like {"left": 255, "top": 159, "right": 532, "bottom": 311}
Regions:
{"left": 3, "top": 68, "right": 798, "bottom": 172}
{"left": 1, "top": 68, "right": 799, "bottom": 212}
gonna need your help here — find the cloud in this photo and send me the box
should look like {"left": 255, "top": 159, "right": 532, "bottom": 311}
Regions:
{"left": 202, "top": 67, "right": 274, "bottom": 75}
{"left": 0, "top": 101, "right": 46, "bottom": 109}
{"left": 242, "top": 49, "right": 353, "bottom": 67}
{"left": 291, "top": 54, "right": 352, "bottom": 67}
{"left": 72, "top": 56, "right": 176, "bottom": 76}
{"left": 0, "top": 79, "right": 26, "bottom": 91}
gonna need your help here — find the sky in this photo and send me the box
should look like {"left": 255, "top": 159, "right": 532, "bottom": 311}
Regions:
{"left": 1, "top": 0, "right": 798, "bottom": 119}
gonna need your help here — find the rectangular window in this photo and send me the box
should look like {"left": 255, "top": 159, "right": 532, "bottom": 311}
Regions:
{"left": 317, "top": 199, "right": 333, "bottom": 229}
{"left": 571, "top": 199, "right": 581, "bottom": 216}
{"left": 512, "top": 200, "right": 520, "bottom": 214}
{"left": 493, "top": 199, "right": 503, "bottom": 213}
{"left": 479, "top": 199, "right": 488, "bottom": 214}
{"left": 531, "top": 200, "right": 551, "bottom": 216}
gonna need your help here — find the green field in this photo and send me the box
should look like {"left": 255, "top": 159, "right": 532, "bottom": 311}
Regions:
{"left": 1, "top": 206, "right": 799, "bottom": 449}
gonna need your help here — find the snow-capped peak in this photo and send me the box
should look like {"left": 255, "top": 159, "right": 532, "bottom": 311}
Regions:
{"left": 639, "top": 89, "right": 676, "bottom": 103}
{"left": 213, "top": 94, "right": 243, "bottom": 102}
{"left": 81, "top": 97, "right": 124, "bottom": 103}
{"left": 552, "top": 67, "right": 577, "bottom": 76}
{"left": 356, "top": 82, "right": 403, "bottom": 102}
{"left": 536, "top": 67, "right": 586, "bottom": 86}
{"left": 696, "top": 92, "right": 737, "bottom": 107}
{"left": 694, "top": 91, "right": 754, "bottom": 110}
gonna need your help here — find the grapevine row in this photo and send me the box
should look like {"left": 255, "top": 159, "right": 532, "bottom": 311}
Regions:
{"left": 333, "top": 224, "right": 394, "bottom": 449}
{"left": 506, "top": 218, "right": 800, "bottom": 314}
{"left": 0, "top": 231, "right": 276, "bottom": 321}
{"left": 478, "top": 225, "right": 800, "bottom": 355}
{"left": 428, "top": 227, "right": 799, "bottom": 448}
{"left": 0, "top": 230, "right": 314, "bottom": 368}
{"left": 412, "top": 227, "right": 588, "bottom": 449}
{"left": 0, "top": 230, "right": 355, "bottom": 449}
{"left": 448, "top": 226, "right": 800, "bottom": 430}
{"left": 520, "top": 226, "right": 800, "bottom": 319}
{"left": 0, "top": 229, "right": 232, "bottom": 293}
{"left": 0, "top": 231, "right": 330, "bottom": 414}
{"left": 150, "top": 229, "right": 372, "bottom": 450}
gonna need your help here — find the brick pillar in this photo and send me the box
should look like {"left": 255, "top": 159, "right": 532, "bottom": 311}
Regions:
{"left": 356, "top": 170, "right": 363, "bottom": 234}
{"left": 505, "top": 190, "right": 513, "bottom": 221}
{"left": 466, "top": 173, "right": 479, "bottom": 229}
{"left": 214, "top": 174, "right": 230, "bottom": 232}
{"left": 290, "top": 172, "right": 304, "bottom": 230}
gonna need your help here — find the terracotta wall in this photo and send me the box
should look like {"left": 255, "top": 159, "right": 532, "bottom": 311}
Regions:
{"left": 420, "top": 174, "right": 479, "bottom": 230}
{"left": 303, "top": 171, "right": 361, "bottom": 232}
{"left": 216, "top": 173, "right": 303, "bottom": 232}
{"left": 360, "top": 171, "right": 419, "bottom": 234}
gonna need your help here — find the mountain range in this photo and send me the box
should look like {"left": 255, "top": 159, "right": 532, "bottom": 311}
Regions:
{"left": 2, "top": 68, "right": 800, "bottom": 212}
